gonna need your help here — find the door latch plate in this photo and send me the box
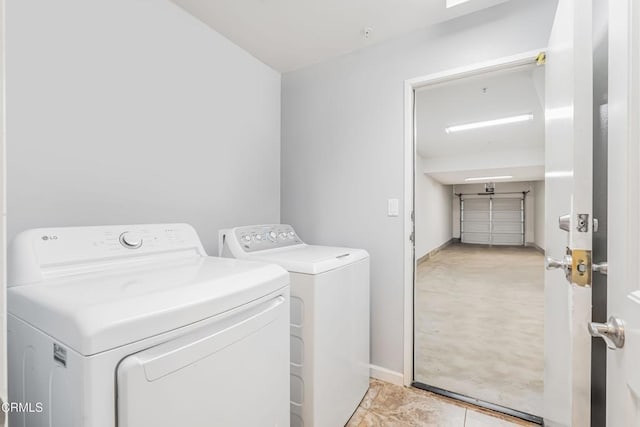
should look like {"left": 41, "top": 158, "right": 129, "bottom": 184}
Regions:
{"left": 571, "top": 249, "right": 592, "bottom": 286}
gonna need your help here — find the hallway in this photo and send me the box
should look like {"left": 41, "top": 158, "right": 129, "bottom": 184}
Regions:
{"left": 414, "top": 244, "right": 544, "bottom": 416}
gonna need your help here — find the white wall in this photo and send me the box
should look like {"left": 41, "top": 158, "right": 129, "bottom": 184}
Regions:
{"left": 6, "top": 0, "right": 281, "bottom": 255}
{"left": 281, "top": 0, "right": 558, "bottom": 374}
{"left": 0, "top": 0, "right": 6, "bottom": 416}
{"left": 534, "top": 180, "right": 546, "bottom": 250}
{"left": 452, "top": 181, "right": 537, "bottom": 243}
{"left": 415, "top": 155, "right": 453, "bottom": 259}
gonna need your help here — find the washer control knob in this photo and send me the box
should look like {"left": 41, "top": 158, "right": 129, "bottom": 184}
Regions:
{"left": 243, "top": 234, "right": 252, "bottom": 242}
{"left": 269, "top": 231, "right": 277, "bottom": 240}
{"left": 119, "top": 231, "right": 143, "bottom": 249}
{"left": 288, "top": 231, "right": 295, "bottom": 239}
{"left": 279, "top": 232, "right": 287, "bottom": 239}
{"left": 255, "top": 234, "right": 263, "bottom": 241}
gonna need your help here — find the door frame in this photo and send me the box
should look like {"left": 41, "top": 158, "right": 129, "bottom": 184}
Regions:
{"left": 0, "top": 0, "right": 6, "bottom": 422}
{"left": 402, "top": 48, "right": 547, "bottom": 387}
{"left": 606, "top": 0, "right": 640, "bottom": 425}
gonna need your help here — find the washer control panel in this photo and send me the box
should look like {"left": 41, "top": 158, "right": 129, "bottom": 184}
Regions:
{"left": 233, "top": 224, "right": 302, "bottom": 253}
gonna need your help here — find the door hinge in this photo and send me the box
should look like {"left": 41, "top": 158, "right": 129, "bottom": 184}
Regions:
{"left": 409, "top": 232, "right": 415, "bottom": 243}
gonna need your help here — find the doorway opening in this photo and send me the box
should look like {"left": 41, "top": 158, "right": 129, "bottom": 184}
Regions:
{"left": 403, "top": 50, "right": 546, "bottom": 424}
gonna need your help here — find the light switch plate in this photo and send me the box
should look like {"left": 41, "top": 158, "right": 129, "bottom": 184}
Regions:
{"left": 388, "top": 199, "right": 399, "bottom": 217}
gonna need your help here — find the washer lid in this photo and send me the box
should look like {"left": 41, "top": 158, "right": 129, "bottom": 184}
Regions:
{"left": 8, "top": 256, "right": 288, "bottom": 356}
{"left": 246, "top": 245, "right": 369, "bottom": 274}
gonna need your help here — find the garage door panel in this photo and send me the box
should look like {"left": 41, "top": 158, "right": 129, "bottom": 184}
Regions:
{"left": 492, "top": 211, "right": 522, "bottom": 221}
{"left": 492, "top": 233, "right": 524, "bottom": 245}
{"left": 492, "top": 199, "right": 522, "bottom": 210}
{"left": 463, "top": 212, "right": 490, "bottom": 222}
{"left": 492, "top": 222, "right": 523, "bottom": 234}
{"left": 460, "top": 196, "right": 524, "bottom": 246}
{"left": 463, "top": 222, "right": 491, "bottom": 233}
{"left": 461, "top": 232, "right": 491, "bottom": 244}
{"left": 463, "top": 199, "right": 490, "bottom": 210}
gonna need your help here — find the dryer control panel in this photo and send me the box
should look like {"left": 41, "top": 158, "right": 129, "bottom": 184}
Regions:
{"left": 8, "top": 223, "right": 207, "bottom": 286}
{"left": 220, "top": 224, "right": 303, "bottom": 254}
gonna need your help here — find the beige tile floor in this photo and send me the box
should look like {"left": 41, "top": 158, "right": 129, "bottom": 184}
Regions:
{"left": 346, "top": 379, "right": 539, "bottom": 427}
{"left": 413, "top": 244, "right": 544, "bottom": 416}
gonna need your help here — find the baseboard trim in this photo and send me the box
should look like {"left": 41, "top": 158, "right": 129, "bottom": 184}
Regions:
{"left": 525, "top": 242, "right": 545, "bottom": 254}
{"left": 417, "top": 238, "right": 454, "bottom": 265}
{"left": 369, "top": 365, "right": 404, "bottom": 386}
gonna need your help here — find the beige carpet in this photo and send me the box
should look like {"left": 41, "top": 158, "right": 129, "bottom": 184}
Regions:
{"left": 414, "top": 244, "right": 544, "bottom": 417}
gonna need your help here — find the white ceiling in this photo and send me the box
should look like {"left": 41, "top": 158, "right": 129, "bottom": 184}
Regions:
{"left": 171, "top": 0, "right": 510, "bottom": 72}
{"left": 428, "top": 166, "right": 545, "bottom": 185}
{"left": 416, "top": 65, "right": 545, "bottom": 184}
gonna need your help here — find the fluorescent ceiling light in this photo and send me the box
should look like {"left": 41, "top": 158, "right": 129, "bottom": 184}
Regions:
{"left": 446, "top": 0, "right": 472, "bottom": 7}
{"left": 545, "top": 171, "right": 573, "bottom": 178}
{"left": 445, "top": 113, "right": 534, "bottom": 133}
{"left": 465, "top": 175, "right": 513, "bottom": 182}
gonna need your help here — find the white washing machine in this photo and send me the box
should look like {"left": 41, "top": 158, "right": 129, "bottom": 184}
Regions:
{"left": 219, "top": 224, "right": 370, "bottom": 427}
{"left": 7, "top": 223, "right": 290, "bottom": 427}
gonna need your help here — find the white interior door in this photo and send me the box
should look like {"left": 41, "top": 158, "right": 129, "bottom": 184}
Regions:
{"left": 544, "top": 0, "right": 594, "bottom": 426}
{"left": 605, "top": 0, "right": 640, "bottom": 425}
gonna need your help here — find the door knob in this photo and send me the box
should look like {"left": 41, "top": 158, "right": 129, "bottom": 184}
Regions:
{"left": 545, "top": 254, "right": 572, "bottom": 281}
{"left": 592, "top": 262, "right": 608, "bottom": 275}
{"left": 588, "top": 316, "right": 625, "bottom": 349}
{"left": 545, "top": 255, "right": 571, "bottom": 270}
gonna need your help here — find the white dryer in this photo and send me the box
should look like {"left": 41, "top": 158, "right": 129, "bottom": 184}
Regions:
{"left": 7, "top": 223, "right": 290, "bottom": 427}
{"left": 219, "top": 224, "right": 370, "bottom": 427}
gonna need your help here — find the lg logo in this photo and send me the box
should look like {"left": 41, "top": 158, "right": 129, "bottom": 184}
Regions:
{"left": 41, "top": 235, "right": 58, "bottom": 241}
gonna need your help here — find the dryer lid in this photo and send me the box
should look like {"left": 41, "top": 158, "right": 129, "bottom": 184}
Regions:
{"left": 8, "top": 256, "right": 288, "bottom": 356}
{"left": 246, "top": 245, "right": 369, "bottom": 274}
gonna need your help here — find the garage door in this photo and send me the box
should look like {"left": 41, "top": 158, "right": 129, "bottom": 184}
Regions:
{"left": 461, "top": 197, "right": 524, "bottom": 246}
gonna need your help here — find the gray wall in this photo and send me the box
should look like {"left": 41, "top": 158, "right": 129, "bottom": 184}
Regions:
{"left": 281, "top": 0, "right": 558, "bottom": 374}
{"left": 415, "top": 155, "right": 453, "bottom": 259}
{"left": 6, "top": 0, "right": 281, "bottom": 255}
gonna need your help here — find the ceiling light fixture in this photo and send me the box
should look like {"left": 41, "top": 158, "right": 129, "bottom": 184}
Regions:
{"left": 445, "top": 113, "right": 534, "bottom": 133}
{"left": 446, "top": 0, "right": 472, "bottom": 8}
{"left": 465, "top": 175, "right": 513, "bottom": 182}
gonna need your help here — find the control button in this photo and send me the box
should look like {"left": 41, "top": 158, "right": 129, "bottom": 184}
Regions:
{"left": 279, "top": 232, "right": 287, "bottom": 239}
{"left": 242, "top": 234, "right": 252, "bottom": 242}
{"left": 288, "top": 231, "right": 295, "bottom": 239}
{"left": 119, "top": 231, "right": 143, "bottom": 249}
{"left": 255, "top": 234, "right": 263, "bottom": 241}
{"left": 269, "top": 231, "right": 277, "bottom": 241}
